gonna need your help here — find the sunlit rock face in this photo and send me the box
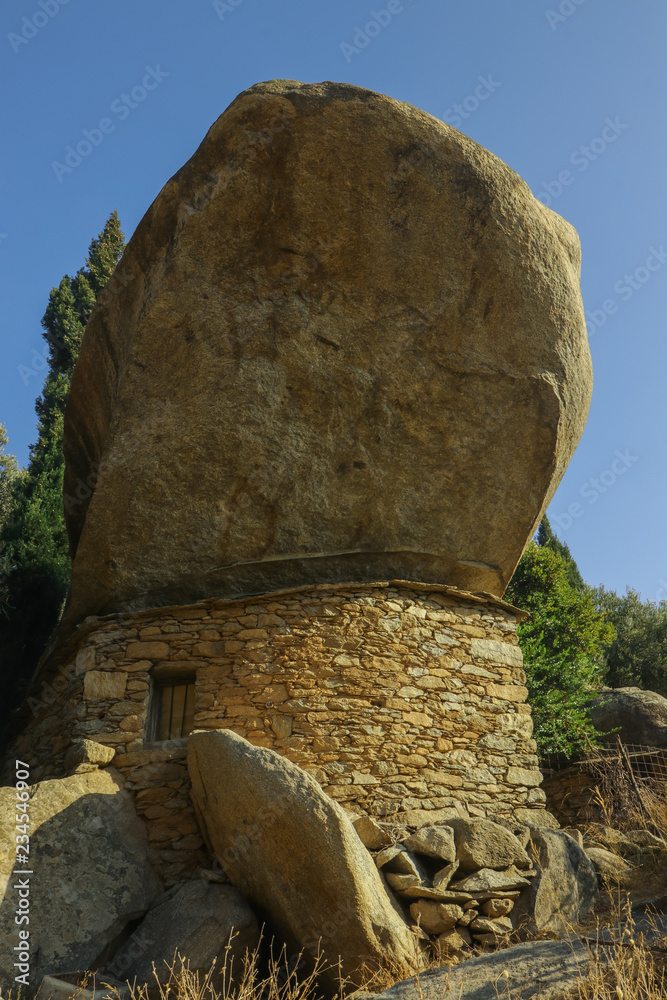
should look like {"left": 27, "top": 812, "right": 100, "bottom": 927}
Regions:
{"left": 62, "top": 79, "right": 592, "bottom": 626}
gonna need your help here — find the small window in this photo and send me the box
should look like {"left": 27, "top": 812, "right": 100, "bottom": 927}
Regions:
{"left": 154, "top": 678, "right": 195, "bottom": 741}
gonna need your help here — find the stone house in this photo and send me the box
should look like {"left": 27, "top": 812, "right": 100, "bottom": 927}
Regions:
{"left": 9, "top": 579, "right": 546, "bottom": 885}
{"left": 3, "top": 78, "right": 592, "bottom": 889}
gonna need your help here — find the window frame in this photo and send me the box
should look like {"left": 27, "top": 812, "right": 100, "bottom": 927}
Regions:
{"left": 148, "top": 664, "right": 197, "bottom": 745}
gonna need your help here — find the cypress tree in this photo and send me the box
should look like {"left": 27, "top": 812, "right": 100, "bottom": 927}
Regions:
{"left": 536, "top": 514, "right": 585, "bottom": 591}
{"left": 0, "top": 213, "right": 125, "bottom": 731}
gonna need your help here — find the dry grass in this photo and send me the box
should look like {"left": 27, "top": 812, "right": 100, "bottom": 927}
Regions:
{"left": 0, "top": 940, "right": 341, "bottom": 1000}
{"left": 581, "top": 745, "right": 667, "bottom": 843}
{"left": 108, "top": 940, "right": 342, "bottom": 1000}
{"left": 17, "top": 937, "right": 410, "bottom": 1000}
{"left": 554, "top": 768, "right": 667, "bottom": 998}
{"left": 569, "top": 899, "right": 667, "bottom": 1000}
{"left": 581, "top": 769, "right": 667, "bottom": 903}
{"left": 4, "top": 903, "right": 667, "bottom": 1000}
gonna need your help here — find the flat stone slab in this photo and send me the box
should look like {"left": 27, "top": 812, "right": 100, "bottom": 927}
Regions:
{"left": 364, "top": 939, "right": 595, "bottom": 1000}
{"left": 398, "top": 886, "right": 475, "bottom": 903}
{"left": 450, "top": 868, "right": 533, "bottom": 892}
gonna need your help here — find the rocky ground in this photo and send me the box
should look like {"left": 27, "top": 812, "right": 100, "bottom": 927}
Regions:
{"left": 360, "top": 816, "right": 667, "bottom": 1000}
{"left": 351, "top": 813, "right": 596, "bottom": 960}
{"left": 10, "top": 730, "right": 667, "bottom": 1000}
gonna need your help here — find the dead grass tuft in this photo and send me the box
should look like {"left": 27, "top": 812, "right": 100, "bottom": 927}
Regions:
{"left": 108, "top": 938, "right": 341, "bottom": 1000}
{"left": 571, "top": 899, "right": 667, "bottom": 1000}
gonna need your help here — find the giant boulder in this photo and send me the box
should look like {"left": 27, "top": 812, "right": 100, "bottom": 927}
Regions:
{"left": 187, "top": 729, "right": 417, "bottom": 987}
{"left": 62, "top": 78, "right": 592, "bottom": 626}
{"left": 587, "top": 687, "right": 667, "bottom": 747}
{"left": 0, "top": 770, "right": 163, "bottom": 991}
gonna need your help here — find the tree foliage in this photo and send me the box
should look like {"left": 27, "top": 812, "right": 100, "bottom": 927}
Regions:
{"left": 0, "top": 213, "right": 125, "bottom": 727}
{"left": 536, "top": 514, "right": 585, "bottom": 591}
{"left": 506, "top": 523, "right": 615, "bottom": 756}
{"left": 0, "top": 423, "right": 20, "bottom": 527}
{"left": 593, "top": 585, "right": 667, "bottom": 694}
{"left": 0, "top": 424, "right": 23, "bottom": 619}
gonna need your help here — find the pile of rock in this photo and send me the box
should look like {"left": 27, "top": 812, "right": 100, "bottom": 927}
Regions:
{"left": 353, "top": 815, "right": 535, "bottom": 958}
{"left": 187, "top": 732, "right": 599, "bottom": 977}
{"left": 582, "top": 823, "right": 667, "bottom": 884}
{"left": 1, "top": 730, "right": 602, "bottom": 995}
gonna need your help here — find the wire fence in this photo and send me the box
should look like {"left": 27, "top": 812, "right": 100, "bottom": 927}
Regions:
{"left": 541, "top": 741, "right": 667, "bottom": 786}
{"left": 540, "top": 737, "right": 667, "bottom": 830}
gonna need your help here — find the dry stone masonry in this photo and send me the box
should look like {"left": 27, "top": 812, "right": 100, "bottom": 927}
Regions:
{"left": 9, "top": 581, "right": 549, "bottom": 885}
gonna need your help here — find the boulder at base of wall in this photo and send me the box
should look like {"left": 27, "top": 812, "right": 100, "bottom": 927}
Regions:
{"left": 187, "top": 730, "right": 418, "bottom": 989}
{"left": 0, "top": 769, "right": 163, "bottom": 990}
{"left": 104, "top": 880, "right": 260, "bottom": 988}
{"left": 585, "top": 848, "right": 634, "bottom": 885}
{"left": 584, "top": 824, "right": 667, "bottom": 862}
{"left": 446, "top": 818, "right": 532, "bottom": 871}
{"left": 513, "top": 808, "right": 560, "bottom": 830}
{"left": 512, "top": 829, "right": 598, "bottom": 934}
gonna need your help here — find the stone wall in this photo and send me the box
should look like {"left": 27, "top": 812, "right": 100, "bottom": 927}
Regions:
{"left": 7, "top": 581, "right": 545, "bottom": 885}
{"left": 541, "top": 766, "right": 604, "bottom": 827}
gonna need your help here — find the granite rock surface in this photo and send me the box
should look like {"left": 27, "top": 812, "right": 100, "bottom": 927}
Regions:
{"left": 63, "top": 78, "right": 592, "bottom": 626}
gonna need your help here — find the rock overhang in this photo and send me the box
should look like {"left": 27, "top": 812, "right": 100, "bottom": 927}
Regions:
{"left": 61, "top": 78, "right": 592, "bottom": 628}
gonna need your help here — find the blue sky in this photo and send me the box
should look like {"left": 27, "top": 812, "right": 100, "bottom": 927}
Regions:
{"left": 1, "top": 0, "right": 665, "bottom": 600}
